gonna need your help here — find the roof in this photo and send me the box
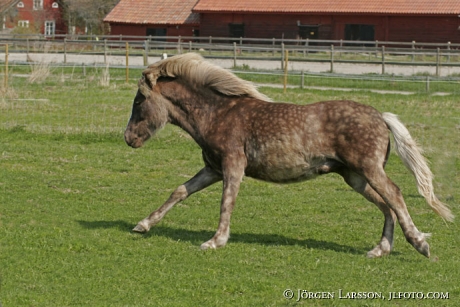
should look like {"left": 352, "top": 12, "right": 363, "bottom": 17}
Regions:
{"left": 193, "top": 0, "right": 460, "bottom": 15}
{"left": 104, "top": 0, "right": 200, "bottom": 25}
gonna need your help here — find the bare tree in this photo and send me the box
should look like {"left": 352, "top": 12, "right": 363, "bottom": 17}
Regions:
{"left": 64, "top": 0, "right": 119, "bottom": 35}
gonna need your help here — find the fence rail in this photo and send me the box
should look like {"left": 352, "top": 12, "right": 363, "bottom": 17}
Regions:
{"left": 1, "top": 34, "right": 460, "bottom": 74}
{"left": 2, "top": 35, "right": 460, "bottom": 92}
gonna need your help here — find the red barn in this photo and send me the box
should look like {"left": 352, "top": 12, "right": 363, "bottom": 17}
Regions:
{"left": 103, "top": 0, "right": 200, "bottom": 39}
{"left": 103, "top": 0, "right": 460, "bottom": 44}
{"left": 193, "top": 0, "right": 460, "bottom": 43}
{"left": 1, "top": 0, "right": 65, "bottom": 36}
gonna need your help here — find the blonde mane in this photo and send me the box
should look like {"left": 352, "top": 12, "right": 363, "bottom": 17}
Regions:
{"left": 140, "top": 53, "right": 271, "bottom": 102}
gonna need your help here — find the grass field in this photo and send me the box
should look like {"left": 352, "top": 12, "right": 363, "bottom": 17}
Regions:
{"left": 0, "top": 67, "right": 459, "bottom": 306}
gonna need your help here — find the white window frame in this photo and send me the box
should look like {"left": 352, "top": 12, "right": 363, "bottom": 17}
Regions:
{"left": 52, "top": 2, "right": 59, "bottom": 8}
{"left": 44, "top": 20, "right": 55, "bottom": 36}
{"left": 17, "top": 1, "right": 24, "bottom": 8}
{"left": 18, "top": 20, "right": 29, "bottom": 28}
{"left": 33, "top": 0, "right": 43, "bottom": 10}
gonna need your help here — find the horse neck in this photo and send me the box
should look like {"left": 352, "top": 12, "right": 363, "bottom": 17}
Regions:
{"left": 159, "top": 80, "right": 232, "bottom": 142}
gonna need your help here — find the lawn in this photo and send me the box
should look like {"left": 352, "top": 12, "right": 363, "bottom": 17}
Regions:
{"left": 0, "top": 68, "right": 459, "bottom": 306}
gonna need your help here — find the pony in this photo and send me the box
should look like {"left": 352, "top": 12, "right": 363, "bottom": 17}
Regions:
{"left": 124, "top": 53, "right": 453, "bottom": 258}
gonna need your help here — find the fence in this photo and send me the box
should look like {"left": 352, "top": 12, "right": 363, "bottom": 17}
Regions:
{"left": 1, "top": 34, "right": 460, "bottom": 75}
{"left": 2, "top": 34, "right": 460, "bottom": 96}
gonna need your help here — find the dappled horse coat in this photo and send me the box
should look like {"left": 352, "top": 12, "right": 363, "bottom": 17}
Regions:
{"left": 124, "top": 53, "right": 453, "bottom": 258}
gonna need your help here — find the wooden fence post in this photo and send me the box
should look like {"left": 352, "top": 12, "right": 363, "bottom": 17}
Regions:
{"left": 125, "top": 42, "right": 129, "bottom": 83}
{"left": 281, "top": 43, "right": 285, "bottom": 70}
{"left": 64, "top": 38, "right": 67, "bottom": 64}
{"left": 447, "top": 41, "right": 451, "bottom": 63}
{"left": 104, "top": 39, "right": 107, "bottom": 65}
{"left": 283, "top": 49, "right": 288, "bottom": 94}
{"left": 143, "top": 40, "right": 148, "bottom": 66}
{"left": 4, "top": 44, "right": 8, "bottom": 89}
{"left": 233, "top": 42, "right": 237, "bottom": 67}
{"left": 209, "top": 36, "right": 212, "bottom": 55}
{"left": 436, "top": 48, "right": 440, "bottom": 77}
{"left": 339, "top": 39, "right": 343, "bottom": 60}
{"left": 305, "top": 38, "right": 309, "bottom": 57}
{"left": 300, "top": 70, "right": 305, "bottom": 89}
{"left": 330, "top": 45, "right": 334, "bottom": 73}
{"left": 381, "top": 46, "right": 385, "bottom": 75}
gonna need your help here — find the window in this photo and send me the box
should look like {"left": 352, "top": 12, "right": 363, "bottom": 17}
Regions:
{"left": 229, "top": 23, "right": 244, "bottom": 38}
{"left": 33, "top": 0, "right": 43, "bottom": 10}
{"left": 299, "top": 25, "right": 319, "bottom": 40}
{"left": 146, "top": 28, "right": 167, "bottom": 41}
{"left": 18, "top": 20, "right": 29, "bottom": 28}
{"left": 52, "top": 2, "right": 59, "bottom": 8}
{"left": 345, "top": 24, "right": 375, "bottom": 41}
{"left": 17, "top": 1, "right": 24, "bottom": 8}
{"left": 45, "top": 21, "right": 55, "bottom": 36}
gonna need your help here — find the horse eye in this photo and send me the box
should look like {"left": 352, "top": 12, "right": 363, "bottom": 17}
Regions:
{"left": 134, "top": 91, "right": 146, "bottom": 104}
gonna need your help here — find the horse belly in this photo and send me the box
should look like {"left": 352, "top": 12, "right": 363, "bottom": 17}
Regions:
{"left": 244, "top": 142, "right": 330, "bottom": 183}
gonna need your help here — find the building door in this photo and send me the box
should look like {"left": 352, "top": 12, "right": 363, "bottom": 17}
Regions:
{"left": 146, "top": 28, "right": 167, "bottom": 41}
{"left": 229, "top": 23, "right": 245, "bottom": 38}
{"left": 299, "top": 25, "right": 319, "bottom": 40}
{"left": 345, "top": 24, "right": 375, "bottom": 41}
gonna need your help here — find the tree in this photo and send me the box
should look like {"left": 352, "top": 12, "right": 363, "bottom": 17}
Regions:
{"left": 64, "top": 0, "right": 119, "bottom": 35}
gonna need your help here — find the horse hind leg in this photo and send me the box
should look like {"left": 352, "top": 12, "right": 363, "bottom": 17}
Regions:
{"left": 337, "top": 168, "right": 396, "bottom": 258}
{"left": 364, "top": 167, "right": 431, "bottom": 258}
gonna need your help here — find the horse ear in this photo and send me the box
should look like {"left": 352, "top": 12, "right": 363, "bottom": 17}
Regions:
{"left": 138, "top": 75, "right": 152, "bottom": 99}
{"left": 138, "top": 70, "right": 160, "bottom": 98}
{"left": 143, "top": 71, "right": 159, "bottom": 86}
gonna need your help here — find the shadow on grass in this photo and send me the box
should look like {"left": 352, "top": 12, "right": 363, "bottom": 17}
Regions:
{"left": 77, "top": 220, "right": 367, "bottom": 255}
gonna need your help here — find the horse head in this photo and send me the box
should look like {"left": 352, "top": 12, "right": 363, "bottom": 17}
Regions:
{"left": 124, "top": 68, "right": 169, "bottom": 148}
{"left": 125, "top": 53, "right": 270, "bottom": 148}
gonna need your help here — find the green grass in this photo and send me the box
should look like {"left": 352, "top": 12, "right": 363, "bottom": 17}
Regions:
{"left": 0, "top": 70, "right": 459, "bottom": 306}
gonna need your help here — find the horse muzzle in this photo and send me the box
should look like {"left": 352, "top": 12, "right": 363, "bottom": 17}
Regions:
{"left": 124, "top": 131, "right": 145, "bottom": 148}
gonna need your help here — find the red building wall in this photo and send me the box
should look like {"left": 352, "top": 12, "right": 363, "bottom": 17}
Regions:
{"left": 5, "top": 0, "right": 65, "bottom": 35}
{"left": 109, "top": 23, "right": 199, "bottom": 40}
{"left": 387, "top": 16, "right": 460, "bottom": 43}
{"left": 199, "top": 12, "right": 460, "bottom": 44}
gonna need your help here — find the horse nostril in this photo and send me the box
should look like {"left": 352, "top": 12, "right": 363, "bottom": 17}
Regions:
{"left": 124, "top": 132, "right": 135, "bottom": 146}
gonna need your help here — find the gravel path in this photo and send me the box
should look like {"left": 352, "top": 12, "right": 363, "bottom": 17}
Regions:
{"left": 3, "top": 52, "right": 460, "bottom": 77}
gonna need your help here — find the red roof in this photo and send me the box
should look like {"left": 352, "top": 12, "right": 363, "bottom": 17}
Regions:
{"left": 193, "top": 0, "right": 460, "bottom": 15}
{"left": 104, "top": 0, "right": 200, "bottom": 25}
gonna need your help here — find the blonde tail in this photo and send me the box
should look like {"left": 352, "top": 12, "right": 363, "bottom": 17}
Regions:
{"left": 382, "top": 113, "right": 454, "bottom": 222}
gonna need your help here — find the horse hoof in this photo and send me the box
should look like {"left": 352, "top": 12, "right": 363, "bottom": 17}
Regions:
{"left": 416, "top": 241, "right": 430, "bottom": 258}
{"left": 366, "top": 245, "right": 390, "bottom": 258}
{"left": 132, "top": 221, "right": 149, "bottom": 233}
{"left": 200, "top": 241, "right": 217, "bottom": 250}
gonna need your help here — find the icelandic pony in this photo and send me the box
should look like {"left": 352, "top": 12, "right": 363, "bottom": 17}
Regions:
{"left": 124, "top": 53, "right": 453, "bottom": 258}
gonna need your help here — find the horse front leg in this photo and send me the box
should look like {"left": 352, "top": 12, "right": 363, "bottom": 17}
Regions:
{"left": 133, "top": 167, "right": 222, "bottom": 233}
{"left": 200, "top": 155, "right": 245, "bottom": 250}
